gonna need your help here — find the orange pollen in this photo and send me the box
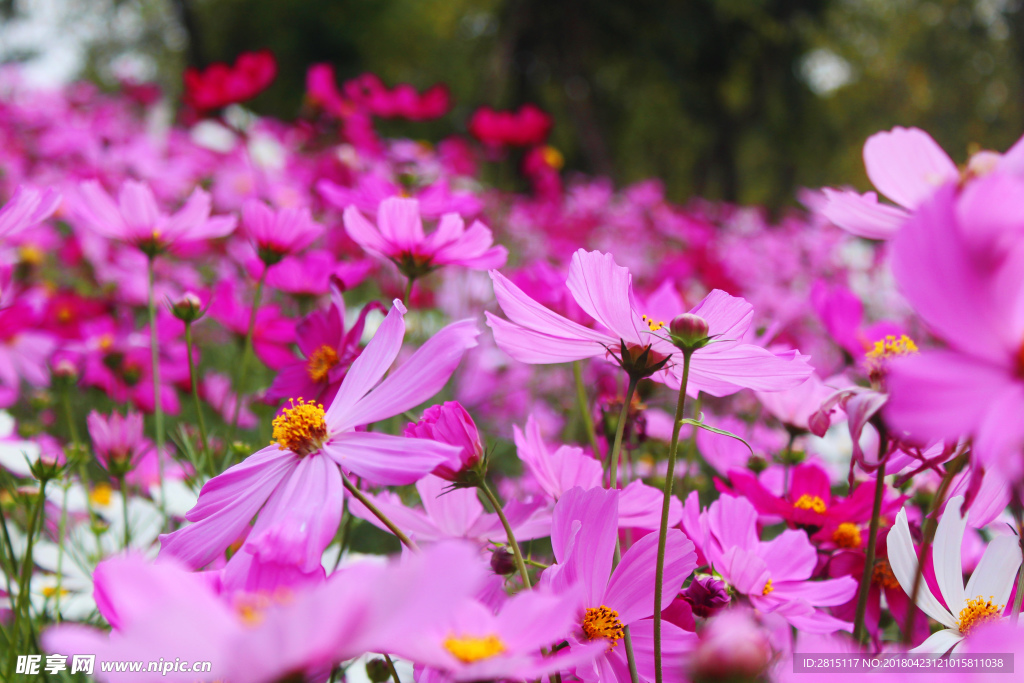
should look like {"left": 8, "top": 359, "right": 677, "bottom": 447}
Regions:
{"left": 958, "top": 596, "right": 1003, "bottom": 636}
{"left": 793, "top": 494, "right": 827, "bottom": 514}
{"left": 832, "top": 523, "right": 862, "bottom": 549}
{"left": 271, "top": 398, "right": 327, "bottom": 456}
{"left": 762, "top": 578, "right": 774, "bottom": 596}
{"left": 306, "top": 345, "right": 340, "bottom": 383}
{"left": 582, "top": 605, "right": 625, "bottom": 649}
{"left": 443, "top": 634, "right": 507, "bottom": 663}
{"left": 872, "top": 559, "right": 900, "bottom": 589}
{"left": 641, "top": 314, "right": 666, "bottom": 332}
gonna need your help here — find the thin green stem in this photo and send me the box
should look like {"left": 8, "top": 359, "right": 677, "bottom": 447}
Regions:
{"left": 902, "top": 453, "right": 965, "bottom": 643}
{"left": 853, "top": 458, "right": 887, "bottom": 642}
{"left": 341, "top": 474, "right": 418, "bottom": 551}
{"left": 146, "top": 257, "right": 167, "bottom": 518}
{"left": 383, "top": 653, "right": 401, "bottom": 683}
{"left": 184, "top": 322, "right": 210, "bottom": 472}
{"left": 479, "top": 480, "right": 531, "bottom": 589}
{"left": 117, "top": 474, "right": 131, "bottom": 549}
{"left": 403, "top": 277, "right": 415, "bottom": 307}
{"left": 54, "top": 478, "right": 70, "bottom": 621}
{"left": 654, "top": 351, "right": 692, "bottom": 683}
{"left": 10, "top": 482, "right": 46, "bottom": 673}
{"left": 225, "top": 269, "right": 267, "bottom": 461}
{"left": 607, "top": 377, "right": 638, "bottom": 489}
{"left": 573, "top": 361, "right": 601, "bottom": 460}
{"left": 1010, "top": 511, "right": 1023, "bottom": 620}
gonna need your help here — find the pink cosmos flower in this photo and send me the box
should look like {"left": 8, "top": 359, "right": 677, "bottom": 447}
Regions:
{"left": 208, "top": 279, "right": 296, "bottom": 370}
{"left": 0, "top": 185, "right": 61, "bottom": 241}
{"left": 405, "top": 401, "right": 484, "bottom": 480}
{"left": 884, "top": 180, "right": 1024, "bottom": 479}
{"left": 319, "top": 173, "right": 483, "bottom": 218}
{"left": 487, "top": 249, "right": 812, "bottom": 396}
{"left": 700, "top": 494, "right": 857, "bottom": 633}
{"left": 0, "top": 302, "right": 56, "bottom": 407}
{"left": 241, "top": 198, "right": 323, "bottom": 264}
{"left": 74, "top": 179, "right": 236, "bottom": 253}
{"left": 159, "top": 301, "right": 480, "bottom": 592}
{"left": 543, "top": 487, "right": 698, "bottom": 683}
{"left": 265, "top": 283, "right": 381, "bottom": 408}
{"left": 348, "top": 474, "right": 550, "bottom": 546}
{"left": 514, "top": 414, "right": 681, "bottom": 531}
{"left": 86, "top": 410, "right": 190, "bottom": 488}
{"left": 342, "top": 196, "right": 507, "bottom": 276}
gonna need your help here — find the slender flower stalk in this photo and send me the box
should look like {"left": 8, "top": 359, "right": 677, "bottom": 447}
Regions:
{"left": 146, "top": 257, "right": 167, "bottom": 518}
{"left": 341, "top": 473, "right": 418, "bottom": 551}
{"left": 184, "top": 321, "right": 210, "bottom": 470}
{"left": 654, "top": 349, "right": 693, "bottom": 683}
{"left": 383, "top": 654, "right": 401, "bottom": 683}
{"left": 1011, "top": 509, "right": 1024, "bottom": 620}
{"left": 403, "top": 276, "right": 415, "bottom": 307}
{"left": 117, "top": 474, "right": 131, "bottom": 549}
{"left": 853, "top": 457, "right": 887, "bottom": 642}
{"left": 902, "top": 453, "right": 965, "bottom": 642}
{"left": 573, "top": 360, "right": 601, "bottom": 460}
{"left": 10, "top": 481, "right": 47, "bottom": 673}
{"left": 479, "top": 479, "right": 532, "bottom": 588}
{"left": 225, "top": 269, "right": 267, "bottom": 459}
{"left": 53, "top": 478, "right": 70, "bottom": 621}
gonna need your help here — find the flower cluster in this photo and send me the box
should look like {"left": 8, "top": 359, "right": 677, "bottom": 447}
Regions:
{"left": 0, "top": 57, "right": 1020, "bottom": 683}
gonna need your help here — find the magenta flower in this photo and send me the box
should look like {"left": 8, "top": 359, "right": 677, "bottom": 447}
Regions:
{"left": 265, "top": 283, "right": 381, "bottom": 408}
{"left": 74, "top": 180, "right": 236, "bottom": 254}
{"left": 884, "top": 180, "right": 1024, "bottom": 479}
{"left": 0, "top": 302, "right": 55, "bottom": 407}
{"left": 343, "top": 196, "right": 507, "bottom": 277}
{"left": 159, "top": 301, "right": 480, "bottom": 591}
{"left": 405, "top": 401, "right": 484, "bottom": 481}
{"left": 701, "top": 494, "right": 857, "bottom": 633}
{"left": 241, "top": 198, "right": 323, "bottom": 264}
{"left": 0, "top": 185, "right": 61, "bottom": 242}
{"left": 487, "top": 249, "right": 812, "bottom": 396}
{"left": 319, "top": 173, "right": 483, "bottom": 219}
{"left": 543, "top": 487, "right": 698, "bottom": 683}
{"left": 348, "top": 474, "right": 550, "bottom": 546}
{"left": 209, "top": 279, "right": 296, "bottom": 370}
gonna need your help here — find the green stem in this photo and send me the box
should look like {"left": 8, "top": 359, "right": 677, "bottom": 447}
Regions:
{"left": 1010, "top": 511, "right": 1023, "bottom": 619}
{"left": 54, "top": 478, "right": 70, "bottom": 621}
{"left": 902, "top": 453, "right": 965, "bottom": 643}
{"left": 607, "top": 377, "right": 638, "bottom": 489}
{"left": 852, "top": 458, "right": 887, "bottom": 642}
{"left": 403, "top": 277, "right": 415, "bottom": 307}
{"left": 573, "top": 361, "right": 601, "bottom": 460}
{"left": 10, "top": 482, "right": 46, "bottom": 673}
{"left": 184, "top": 322, "right": 210, "bottom": 472}
{"left": 341, "top": 474, "right": 418, "bottom": 551}
{"left": 383, "top": 653, "right": 401, "bottom": 683}
{"left": 146, "top": 257, "right": 167, "bottom": 519}
{"left": 225, "top": 269, "right": 267, "bottom": 462}
{"left": 117, "top": 474, "right": 131, "bottom": 549}
{"left": 654, "top": 351, "right": 692, "bottom": 683}
{"left": 479, "top": 480, "right": 531, "bottom": 589}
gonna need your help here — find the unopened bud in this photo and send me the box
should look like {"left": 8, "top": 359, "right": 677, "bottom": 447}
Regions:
{"left": 689, "top": 609, "right": 772, "bottom": 683}
{"left": 669, "top": 314, "right": 710, "bottom": 352}
{"left": 490, "top": 547, "right": 516, "bottom": 576}
{"left": 365, "top": 658, "right": 391, "bottom": 683}
{"left": 682, "top": 575, "right": 730, "bottom": 618}
{"left": 172, "top": 291, "right": 205, "bottom": 323}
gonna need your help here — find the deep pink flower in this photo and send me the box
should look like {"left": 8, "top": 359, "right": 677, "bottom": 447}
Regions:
{"left": 208, "top": 279, "right": 296, "bottom": 370}
{"left": 159, "top": 302, "right": 480, "bottom": 591}
{"left": 406, "top": 401, "right": 484, "bottom": 480}
{"left": 320, "top": 173, "right": 483, "bottom": 220}
{"left": 468, "top": 104, "right": 553, "bottom": 147}
{"left": 183, "top": 49, "right": 277, "bottom": 114}
{"left": 342, "top": 197, "right": 507, "bottom": 276}
{"left": 0, "top": 302, "right": 55, "bottom": 407}
{"left": 487, "top": 249, "right": 812, "bottom": 396}
{"left": 241, "top": 198, "right": 323, "bottom": 263}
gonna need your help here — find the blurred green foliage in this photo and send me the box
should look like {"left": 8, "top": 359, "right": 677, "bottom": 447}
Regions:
{"left": 46, "top": 0, "right": 1024, "bottom": 205}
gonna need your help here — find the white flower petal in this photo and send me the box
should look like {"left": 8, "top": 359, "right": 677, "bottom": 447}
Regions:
{"left": 887, "top": 507, "right": 958, "bottom": 628}
{"left": 933, "top": 495, "right": 968, "bottom": 614}
{"left": 910, "top": 628, "right": 964, "bottom": 654}
{"left": 964, "top": 533, "right": 1022, "bottom": 610}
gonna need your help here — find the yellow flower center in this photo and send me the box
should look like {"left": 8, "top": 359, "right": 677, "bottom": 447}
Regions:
{"left": 90, "top": 483, "right": 113, "bottom": 507}
{"left": 42, "top": 586, "right": 69, "bottom": 598}
{"left": 443, "top": 634, "right": 507, "bottom": 663}
{"left": 641, "top": 314, "right": 666, "bottom": 332}
{"left": 762, "top": 578, "right": 774, "bottom": 596}
{"left": 958, "top": 596, "right": 1004, "bottom": 636}
{"left": 542, "top": 145, "right": 564, "bottom": 170}
{"left": 582, "top": 605, "right": 625, "bottom": 648}
{"left": 234, "top": 589, "right": 293, "bottom": 628}
{"left": 306, "top": 345, "right": 340, "bottom": 383}
{"left": 832, "top": 523, "right": 862, "bottom": 549}
{"left": 871, "top": 558, "right": 900, "bottom": 589}
{"left": 271, "top": 398, "right": 327, "bottom": 457}
{"left": 865, "top": 334, "right": 919, "bottom": 360}
{"left": 793, "top": 494, "right": 827, "bottom": 514}
{"left": 19, "top": 245, "right": 43, "bottom": 265}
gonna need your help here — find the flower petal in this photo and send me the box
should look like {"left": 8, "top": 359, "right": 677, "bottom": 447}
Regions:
{"left": 932, "top": 495, "right": 968, "bottom": 614}
{"left": 322, "top": 432, "right": 455, "bottom": 485}
{"left": 963, "top": 534, "right": 1021, "bottom": 610}
{"left": 886, "top": 507, "right": 958, "bottom": 628}
{"left": 863, "top": 126, "right": 958, "bottom": 209}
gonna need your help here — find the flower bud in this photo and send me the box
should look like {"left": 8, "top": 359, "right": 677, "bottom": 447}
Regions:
{"left": 406, "top": 402, "right": 485, "bottom": 484}
{"left": 30, "top": 437, "right": 67, "bottom": 482}
{"left": 490, "top": 547, "right": 516, "bottom": 576}
{"left": 365, "top": 658, "right": 391, "bottom": 683}
{"left": 689, "top": 609, "right": 772, "bottom": 683}
{"left": 669, "top": 313, "right": 710, "bottom": 352}
{"left": 171, "top": 291, "right": 205, "bottom": 323}
{"left": 807, "top": 408, "right": 832, "bottom": 438}
{"left": 682, "top": 575, "right": 730, "bottom": 618}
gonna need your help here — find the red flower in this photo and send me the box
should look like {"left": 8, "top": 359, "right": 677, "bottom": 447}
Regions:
{"left": 468, "top": 104, "right": 553, "bottom": 147}
{"left": 183, "top": 50, "right": 277, "bottom": 114}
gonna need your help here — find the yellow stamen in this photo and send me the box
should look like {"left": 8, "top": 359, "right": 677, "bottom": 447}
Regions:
{"left": 641, "top": 314, "right": 666, "bottom": 332}
{"left": 42, "top": 586, "right": 69, "bottom": 598}
{"left": 762, "top": 578, "right": 774, "bottom": 596}
{"left": 865, "top": 334, "right": 918, "bottom": 363}
{"left": 444, "top": 634, "right": 506, "bottom": 663}
{"left": 19, "top": 245, "right": 43, "bottom": 265}
{"left": 90, "top": 483, "right": 112, "bottom": 507}
{"left": 958, "top": 596, "right": 1004, "bottom": 636}
{"left": 832, "top": 522, "right": 862, "bottom": 549}
{"left": 872, "top": 559, "right": 900, "bottom": 589}
{"left": 793, "top": 494, "right": 827, "bottom": 514}
{"left": 582, "top": 605, "right": 625, "bottom": 649}
{"left": 271, "top": 398, "right": 327, "bottom": 457}
{"left": 306, "top": 345, "right": 340, "bottom": 383}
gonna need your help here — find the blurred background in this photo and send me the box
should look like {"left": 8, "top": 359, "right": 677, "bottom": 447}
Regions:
{"left": 1, "top": 0, "right": 1021, "bottom": 208}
